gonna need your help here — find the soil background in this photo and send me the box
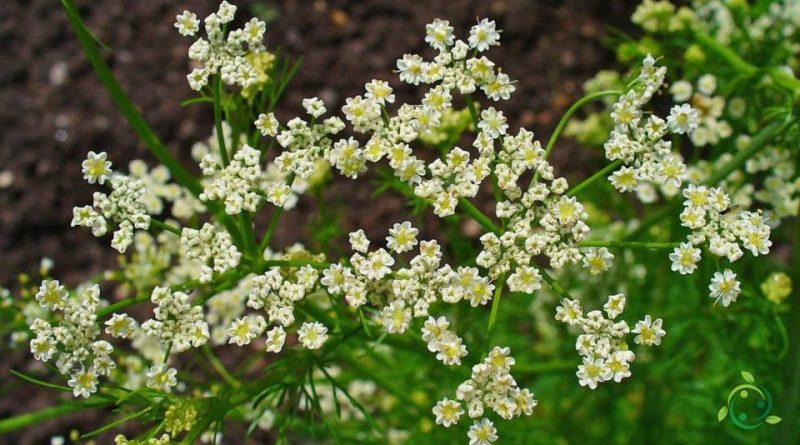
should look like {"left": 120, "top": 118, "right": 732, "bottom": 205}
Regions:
{"left": 1, "top": 0, "right": 637, "bottom": 443}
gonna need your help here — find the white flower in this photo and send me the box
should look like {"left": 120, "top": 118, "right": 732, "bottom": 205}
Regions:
{"left": 507, "top": 266, "right": 542, "bottom": 293}
{"left": 227, "top": 315, "right": 266, "bottom": 346}
{"left": 365, "top": 79, "right": 395, "bottom": 104}
{"left": 478, "top": 107, "right": 507, "bottom": 139}
{"left": 386, "top": 221, "right": 419, "bottom": 254}
{"left": 146, "top": 364, "right": 178, "bottom": 392}
{"left": 669, "top": 242, "right": 701, "bottom": 275}
{"left": 105, "top": 313, "right": 136, "bottom": 338}
{"left": 82, "top": 151, "right": 112, "bottom": 185}
{"left": 632, "top": 315, "right": 666, "bottom": 346}
{"left": 667, "top": 104, "right": 699, "bottom": 135}
{"left": 669, "top": 80, "right": 693, "bottom": 102}
{"left": 302, "top": 97, "right": 327, "bottom": 118}
{"left": 468, "top": 19, "right": 501, "bottom": 52}
{"left": 35, "top": 279, "right": 68, "bottom": 310}
{"left": 697, "top": 73, "right": 717, "bottom": 95}
{"left": 265, "top": 326, "right": 286, "bottom": 353}
{"left": 432, "top": 398, "right": 463, "bottom": 427}
{"left": 68, "top": 368, "right": 98, "bottom": 398}
{"left": 255, "top": 113, "right": 280, "bottom": 137}
{"left": 577, "top": 358, "right": 610, "bottom": 390}
{"left": 709, "top": 269, "right": 741, "bottom": 307}
{"left": 582, "top": 248, "right": 614, "bottom": 275}
{"left": 425, "top": 19, "right": 455, "bottom": 50}
{"left": 174, "top": 10, "right": 200, "bottom": 37}
{"left": 467, "top": 418, "right": 498, "bottom": 445}
{"left": 298, "top": 321, "right": 328, "bottom": 349}
{"left": 349, "top": 229, "right": 370, "bottom": 253}
{"left": 603, "top": 293, "right": 626, "bottom": 319}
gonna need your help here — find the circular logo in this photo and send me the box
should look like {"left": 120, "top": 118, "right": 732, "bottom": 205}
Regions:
{"left": 718, "top": 371, "right": 782, "bottom": 429}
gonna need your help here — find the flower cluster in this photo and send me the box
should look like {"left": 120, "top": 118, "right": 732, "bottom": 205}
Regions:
{"left": 422, "top": 316, "right": 468, "bottom": 366}
{"left": 31, "top": 283, "right": 112, "bottom": 398}
{"left": 200, "top": 144, "right": 262, "bottom": 214}
{"left": 325, "top": 19, "right": 514, "bottom": 217}
{"left": 180, "top": 223, "right": 242, "bottom": 283}
{"left": 604, "top": 55, "right": 694, "bottom": 203}
{"left": 244, "top": 262, "right": 321, "bottom": 350}
{"left": 141, "top": 286, "right": 210, "bottom": 353}
{"left": 72, "top": 152, "right": 151, "bottom": 253}
{"left": 257, "top": 100, "right": 346, "bottom": 181}
{"left": 176, "top": 1, "right": 268, "bottom": 90}
{"left": 556, "top": 294, "right": 665, "bottom": 389}
{"left": 433, "top": 346, "right": 536, "bottom": 444}
{"left": 669, "top": 75, "right": 732, "bottom": 147}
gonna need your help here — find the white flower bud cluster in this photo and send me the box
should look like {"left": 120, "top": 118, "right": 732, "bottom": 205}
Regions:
{"left": 256, "top": 102, "right": 346, "bottom": 181}
{"left": 433, "top": 346, "right": 536, "bottom": 444}
{"left": 669, "top": 75, "right": 732, "bottom": 147}
{"left": 141, "top": 286, "right": 210, "bottom": 353}
{"left": 200, "top": 144, "right": 262, "bottom": 214}
{"left": 176, "top": 1, "right": 268, "bottom": 90}
{"left": 127, "top": 160, "right": 184, "bottom": 216}
{"left": 479, "top": 176, "right": 590, "bottom": 275}
{"left": 746, "top": 144, "right": 800, "bottom": 222}
{"left": 421, "top": 316, "right": 468, "bottom": 366}
{"left": 326, "top": 19, "right": 514, "bottom": 217}
{"left": 604, "top": 55, "right": 695, "bottom": 203}
{"left": 678, "top": 184, "right": 772, "bottom": 262}
{"left": 180, "top": 223, "right": 242, "bottom": 283}
{"left": 30, "top": 283, "right": 113, "bottom": 398}
{"left": 555, "top": 294, "right": 664, "bottom": 389}
{"left": 247, "top": 263, "right": 320, "bottom": 330}
{"left": 72, "top": 155, "right": 151, "bottom": 253}
{"left": 324, "top": 223, "right": 494, "bottom": 336}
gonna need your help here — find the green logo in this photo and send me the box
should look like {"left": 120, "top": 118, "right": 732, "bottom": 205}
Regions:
{"left": 718, "top": 371, "right": 781, "bottom": 429}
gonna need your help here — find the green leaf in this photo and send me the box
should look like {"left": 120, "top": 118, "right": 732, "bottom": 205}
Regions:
{"left": 717, "top": 406, "right": 728, "bottom": 422}
{"left": 766, "top": 416, "right": 782, "bottom": 424}
{"left": 741, "top": 371, "right": 755, "bottom": 383}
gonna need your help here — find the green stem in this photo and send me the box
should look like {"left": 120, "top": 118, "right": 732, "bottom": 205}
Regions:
{"left": 578, "top": 240, "right": 680, "bottom": 249}
{"left": 213, "top": 73, "right": 229, "bottom": 167}
{"left": 0, "top": 400, "right": 109, "bottom": 434}
{"left": 457, "top": 197, "right": 500, "bottom": 234}
{"left": 261, "top": 259, "right": 331, "bottom": 270}
{"left": 203, "top": 344, "right": 241, "bottom": 388}
{"left": 530, "top": 89, "right": 621, "bottom": 187}
{"left": 150, "top": 219, "right": 181, "bottom": 236}
{"left": 567, "top": 159, "right": 624, "bottom": 197}
{"left": 537, "top": 267, "right": 571, "bottom": 299}
{"left": 465, "top": 94, "right": 480, "bottom": 127}
{"left": 487, "top": 273, "right": 507, "bottom": 331}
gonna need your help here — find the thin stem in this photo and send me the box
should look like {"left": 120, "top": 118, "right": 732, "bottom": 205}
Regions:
{"left": 578, "top": 240, "right": 680, "bottom": 249}
{"left": 0, "top": 401, "right": 108, "bottom": 434}
{"left": 149, "top": 219, "right": 181, "bottom": 236}
{"left": 457, "top": 197, "right": 500, "bottom": 234}
{"left": 487, "top": 273, "right": 507, "bottom": 331}
{"left": 537, "top": 267, "right": 571, "bottom": 300}
{"left": 203, "top": 344, "right": 241, "bottom": 388}
{"left": 213, "top": 73, "right": 229, "bottom": 167}
{"left": 465, "top": 94, "right": 480, "bottom": 127}
{"left": 530, "top": 89, "right": 621, "bottom": 187}
{"left": 261, "top": 259, "right": 331, "bottom": 270}
{"left": 567, "top": 159, "right": 624, "bottom": 197}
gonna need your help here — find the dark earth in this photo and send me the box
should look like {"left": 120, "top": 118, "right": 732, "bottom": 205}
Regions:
{"left": 1, "top": 0, "right": 637, "bottom": 443}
